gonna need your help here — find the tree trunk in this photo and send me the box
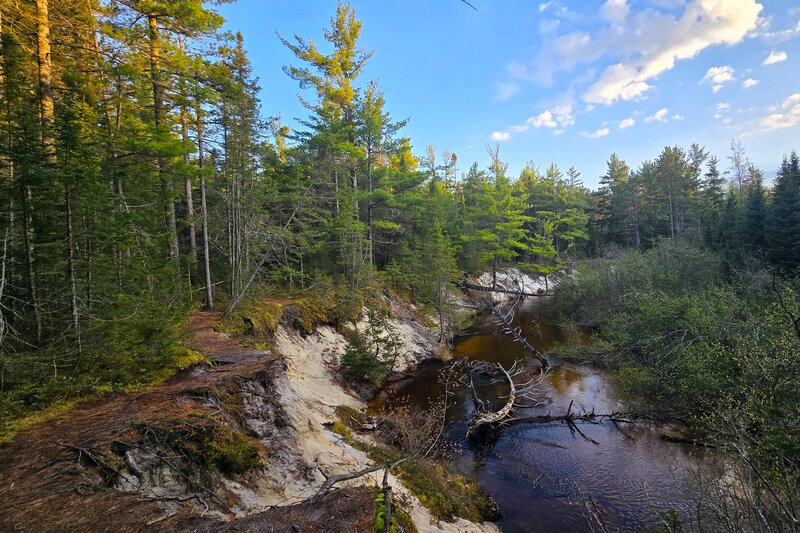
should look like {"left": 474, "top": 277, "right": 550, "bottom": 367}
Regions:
{"left": 195, "top": 95, "right": 213, "bottom": 310}
{"left": 178, "top": 37, "right": 196, "bottom": 272}
{"left": 66, "top": 188, "right": 80, "bottom": 348}
{"left": 148, "top": 14, "right": 179, "bottom": 260}
{"left": 367, "top": 148, "right": 374, "bottom": 267}
{"left": 20, "top": 185, "right": 41, "bottom": 345}
{"left": 35, "top": 0, "right": 56, "bottom": 161}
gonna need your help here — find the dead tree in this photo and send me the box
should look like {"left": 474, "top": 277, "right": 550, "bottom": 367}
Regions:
{"left": 486, "top": 295, "right": 549, "bottom": 369}
{"left": 460, "top": 359, "right": 545, "bottom": 435}
{"left": 461, "top": 360, "right": 640, "bottom": 442}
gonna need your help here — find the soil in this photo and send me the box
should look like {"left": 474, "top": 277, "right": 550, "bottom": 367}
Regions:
{"left": 0, "top": 311, "right": 373, "bottom": 532}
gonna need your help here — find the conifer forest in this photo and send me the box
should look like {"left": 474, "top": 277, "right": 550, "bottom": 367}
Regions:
{"left": 0, "top": 1, "right": 798, "bottom": 532}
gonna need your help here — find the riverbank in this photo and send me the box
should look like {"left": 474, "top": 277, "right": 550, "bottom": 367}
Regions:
{"left": 373, "top": 297, "right": 718, "bottom": 532}
{"left": 0, "top": 287, "right": 501, "bottom": 532}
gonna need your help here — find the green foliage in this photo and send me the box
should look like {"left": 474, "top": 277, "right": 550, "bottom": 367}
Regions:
{"left": 340, "top": 308, "right": 401, "bottom": 387}
{"left": 0, "top": 302, "right": 203, "bottom": 441}
{"left": 139, "top": 418, "right": 262, "bottom": 476}
{"left": 373, "top": 491, "right": 398, "bottom": 533}
{"left": 556, "top": 244, "right": 800, "bottom": 467}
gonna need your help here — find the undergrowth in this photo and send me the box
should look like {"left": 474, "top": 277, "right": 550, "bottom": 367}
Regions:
{"left": 331, "top": 405, "right": 497, "bottom": 523}
{"left": 0, "top": 300, "right": 206, "bottom": 444}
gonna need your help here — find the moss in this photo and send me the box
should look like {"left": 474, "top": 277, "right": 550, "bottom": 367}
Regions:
{"left": 416, "top": 312, "right": 437, "bottom": 330}
{"left": 149, "top": 346, "right": 209, "bottom": 385}
{"left": 198, "top": 425, "right": 262, "bottom": 474}
{"left": 333, "top": 405, "right": 496, "bottom": 524}
{"left": 0, "top": 343, "right": 208, "bottom": 446}
{"left": 221, "top": 299, "right": 284, "bottom": 338}
{"left": 328, "top": 421, "right": 354, "bottom": 443}
{"left": 372, "top": 448, "right": 496, "bottom": 523}
{"left": 335, "top": 405, "right": 367, "bottom": 430}
{"left": 293, "top": 297, "right": 329, "bottom": 335}
{"left": 0, "top": 398, "right": 82, "bottom": 445}
{"left": 140, "top": 418, "right": 262, "bottom": 476}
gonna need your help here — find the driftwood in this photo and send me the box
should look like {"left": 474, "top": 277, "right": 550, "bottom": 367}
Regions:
{"left": 312, "top": 464, "right": 383, "bottom": 499}
{"left": 458, "top": 363, "right": 645, "bottom": 442}
{"left": 461, "top": 359, "right": 544, "bottom": 436}
{"left": 459, "top": 281, "right": 545, "bottom": 297}
{"left": 488, "top": 299, "right": 549, "bottom": 369}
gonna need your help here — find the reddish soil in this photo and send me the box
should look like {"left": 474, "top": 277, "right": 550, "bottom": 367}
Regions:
{"left": 0, "top": 311, "right": 372, "bottom": 532}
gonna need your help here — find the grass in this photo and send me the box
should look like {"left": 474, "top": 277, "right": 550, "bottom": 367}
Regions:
{"left": 0, "top": 340, "right": 209, "bottom": 446}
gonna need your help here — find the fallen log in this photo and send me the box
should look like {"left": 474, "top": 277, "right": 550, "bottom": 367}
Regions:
{"left": 460, "top": 359, "right": 544, "bottom": 436}
{"left": 312, "top": 465, "right": 383, "bottom": 499}
{"left": 459, "top": 281, "right": 546, "bottom": 297}
{"left": 489, "top": 303, "right": 549, "bottom": 369}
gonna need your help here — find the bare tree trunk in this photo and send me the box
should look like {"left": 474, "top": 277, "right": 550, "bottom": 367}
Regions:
{"left": 195, "top": 94, "right": 213, "bottom": 310}
{"left": 84, "top": 214, "right": 92, "bottom": 309}
{"left": 178, "top": 37, "right": 196, "bottom": 273}
{"left": 367, "top": 149, "right": 374, "bottom": 267}
{"left": 333, "top": 164, "right": 340, "bottom": 217}
{"left": 20, "top": 185, "right": 41, "bottom": 345}
{"left": 148, "top": 14, "right": 179, "bottom": 261}
{"left": 65, "top": 188, "right": 80, "bottom": 349}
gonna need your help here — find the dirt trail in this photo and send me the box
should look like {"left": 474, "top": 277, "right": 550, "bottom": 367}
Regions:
{"left": 0, "top": 311, "right": 297, "bottom": 532}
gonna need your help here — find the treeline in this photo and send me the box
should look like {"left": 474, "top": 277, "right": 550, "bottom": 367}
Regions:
{"left": 591, "top": 145, "right": 800, "bottom": 272}
{"left": 0, "top": 2, "right": 798, "bottom": 414}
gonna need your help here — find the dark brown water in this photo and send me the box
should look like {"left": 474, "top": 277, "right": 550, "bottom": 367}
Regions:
{"left": 371, "top": 300, "right": 709, "bottom": 532}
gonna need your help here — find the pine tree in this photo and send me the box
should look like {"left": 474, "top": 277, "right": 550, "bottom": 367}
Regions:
{"left": 768, "top": 153, "right": 800, "bottom": 270}
{"left": 741, "top": 173, "right": 768, "bottom": 257}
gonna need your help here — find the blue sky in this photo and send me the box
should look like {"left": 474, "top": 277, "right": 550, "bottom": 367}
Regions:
{"left": 219, "top": 0, "right": 800, "bottom": 188}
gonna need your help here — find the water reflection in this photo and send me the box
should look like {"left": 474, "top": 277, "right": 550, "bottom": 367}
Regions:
{"left": 370, "top": 300, "right": 709, "bottom": 533}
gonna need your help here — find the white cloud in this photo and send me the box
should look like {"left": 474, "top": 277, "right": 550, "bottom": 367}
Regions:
{"left": 583, "top": 127, "right": 610, "bottom": 138}
{"left": 525, "top": 0, "right": 762, "bottom": 104}
{"left": 714, "top": 102, "right": 731, "bottom": 119}
{"left": 601, "top": 0, "right": 630, "bottom": 24}
{"left": 753, "top": 18, "right": 800, "bottom": 44}
{"left": 495, "top": 82, "right": 521, "bottom": 101}
{"left": 761, "top": 93, "right": 800, "bottom": 130}
{"left": 528, "top": 111, "right": 558, "bottom": 128}
{"left": 645, "top": 108, "right": 669, "bottom": 123}
{"left": 539, "top": 1, "right": 554, "bottom": 12}
{"left": 672, "top": 114, "right": 684, "bottom": 121}
{"left": 524, "top": 104, "right": 575, "bottom": 129}
{"left": 619, "top": 117, "right": 636, "bottom": 128}
{"left": 763, "top": 50, "right": 788, "bottom": 65}
{"left": 584, "top": 64, "right": 653, "bottom": 104}
{"left": 742, "top": 78, "right": 759, "bottom": 88}
{"left": 702, "top": 65, "right": 736, "bottom": 84}
{"left": 493, "top": 104, "right": 575, "bottom": 141}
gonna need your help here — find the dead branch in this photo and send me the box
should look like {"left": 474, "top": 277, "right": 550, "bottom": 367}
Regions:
{"left": 460, "top": 358, "right": 545, "bottom": 435}
{"left": 459, "top": 281, "right": 544, "bottom": 297}
{"left": 487, "top": 298, "right": 549, "bottom": 369}
{"left": 312, "top": 464, "right": 383, "bottom": 499}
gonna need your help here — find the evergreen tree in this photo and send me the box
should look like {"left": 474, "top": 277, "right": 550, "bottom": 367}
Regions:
{"left": 768, "top": 152, "right": 800, "bottom": 270}
{"left": 741, "top": 174, "right": 768, "bottom": 257}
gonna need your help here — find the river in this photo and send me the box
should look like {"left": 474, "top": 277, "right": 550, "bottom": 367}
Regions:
{"left": 371, "top": 299, "right": 710, "bottom": 532}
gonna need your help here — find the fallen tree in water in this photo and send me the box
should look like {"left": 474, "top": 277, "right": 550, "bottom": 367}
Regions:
{"left": 458, "top": 358, "right": 545, "bottom": 436}
{"left": 486, "top": 296, "right": 549, "bottom": 369}
{"left": 458, "top": 281, "right": 545, "bottom": 297}
{"left": 459, "top": 358, "right": 647, "bottom": 442}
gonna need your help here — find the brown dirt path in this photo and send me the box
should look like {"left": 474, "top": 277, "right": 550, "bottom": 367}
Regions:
{"left": 0, "top": 311, "right": 278, "bottom": 532}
